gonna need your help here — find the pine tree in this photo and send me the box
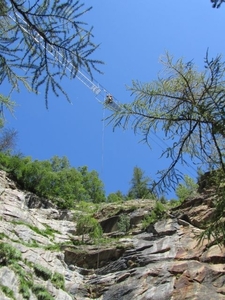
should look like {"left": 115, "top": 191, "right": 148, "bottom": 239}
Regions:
{"left": 0, "top": 0, "right": 102, "bottom": 106}
{"left": 128, "top": 166, "right": 153, "bottom": 199}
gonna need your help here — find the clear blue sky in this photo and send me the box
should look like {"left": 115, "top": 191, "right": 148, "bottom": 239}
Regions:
{"left": 3, "top": 1, "right": 225, "bottom": 199}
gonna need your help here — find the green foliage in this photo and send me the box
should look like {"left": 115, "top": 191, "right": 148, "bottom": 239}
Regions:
{"left": 0, "top": 285, "right": 15, "bottom": 299}
{"left": 0, "top": 94, "right": 16, "bottom": 130}
{"left": 0, "top": 232, "right": 6, "bottom": 239}
{"left": 107, "top": 191, "right": 125, "bottom": 203}
{"left": 128, "top": 166, "right": 154, "bottom": 199}
{"left": 76, "top": 214, "right": 103, "bottom": 243}
{"left": 10, "top": 262, "right": 25, "bottom": 278}
{"left": 32, "top": 284, "right": 54, "bottom": 300}
{"left": 33, "top": 265, "right": 65, "bottom": 290}
{"left": 176, "top": 175, "right": 198, "bottom": 202}
{"left": 117, "top": 214, "right": 130, "bottom": 233}
{"left": 107, "top": 51, "right": 225, "bottom": 247}
{"left": 142, "top": 212, "right": 157, "bottom": 230}
{"left": 50, "top": 156, "right": 70, "bottom": 172}
{"left": 142, "top": 201, "right": 166, "bottom": 230}
{"left": 154, "top": 201, "right": 166, "bottom": 216}
{"left": 108, "top": 53, "right": 225, "bottom": 194}
{"left": 0, "top": 94, "right": 15, "bottom": 127}
{"left": 0, "top": 242, "right": 21, "bottom": 265}
{"left": 44, "top": 244, "right": 61, "bottom": 251}
{"left": 33, "top": 264, "right": 52, "bottom": 281}
{"left": 51, "top": 272, "right": 65, "bottom": 290}
{"left": 0, "top": 95, "right": 16, "bottom": 151}
{"left": 0, "top": 153, "right": 106, "bottom": 208}
{"left": 75, "top": 200, "right": 100, "bottom": 214}
{"left": 11, "top": 263, "right": 32, "bottom": 300}
{"left": 19, "top": 283, "right": 30, "bottom": 300}
{"left": 78, "top": 166, "right": 106, "bottom": 203}
{"left": 0, "top": 1, "right": 102, "bottom": 106}
{"left": 198, "top": 171, "right": 225, "bottom": 245}
{"left": 169, "top": 198, "right": 181, "bottom": 207}
{"left": 12, "top": 221, "right": 58, "bottom": 239}
{"left": 158, "top": 195, "right": 167, "bottom": 204}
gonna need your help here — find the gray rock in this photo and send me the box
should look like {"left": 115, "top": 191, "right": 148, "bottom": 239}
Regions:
{"left": 0, "top": 171, "right": 225, "bottom": 300}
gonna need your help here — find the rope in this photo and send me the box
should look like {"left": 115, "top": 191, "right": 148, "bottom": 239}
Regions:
{"left": 101, "top": 106, "right": 106, "bottom": 177}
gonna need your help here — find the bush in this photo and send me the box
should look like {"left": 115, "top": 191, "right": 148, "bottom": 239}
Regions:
{"left": 0, "top": 243, "right": 21, "bottom": 266}
{"left": 176, "top": 175, "right": 198, "bottom": 202}
{"left": 142, "top": 201, "right": 166, "bottom": 230}
{"left": 51, "top": 272, "right": 65, "bottom": 290}
{"left": 33, "top": 264, "right": 52, "bottom": 281}
{"left": 0, "top": 285, "right": 15, "bottom": 299}
{"left": 0, "top": 153, "right": 106, "bottom": 209}
{"left": 76, "top": 215, "right": 103, "bottom": 243}
{"left": 32, "top": 284, "right": 54, "bottom": 300}
{"left": 117, "top": 214, "right": 130, "bottom": 233}
{"left": 19, "top": 282, "right": 30, "bottom": 300}
{"left": 107, "top": 191, "right": 124, "bottom": 203}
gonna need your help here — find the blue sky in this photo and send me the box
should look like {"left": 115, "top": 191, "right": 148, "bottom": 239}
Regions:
{"left": 3, "top": 1, "right": 225, "bottom": 199}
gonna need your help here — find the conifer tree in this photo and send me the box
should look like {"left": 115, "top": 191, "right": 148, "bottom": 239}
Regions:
{"left": 128, "top": 166, "right": 153, "bottom": 199}
{"left": 108, "top": 52, "right": 225, "bottom": 244}
{"left": 109, "top": 53, "right": 225, "bottom": 194}
{"left": 0, "top": 0, "right": 102, "bottom": 106}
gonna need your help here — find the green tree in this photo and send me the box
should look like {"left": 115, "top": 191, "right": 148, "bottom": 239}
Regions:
{"left": 108, "top": 52, "right": 225, "bottom": 244}
{"left": 50, "top": 156, "right": 70, "bottom": 172}
{"left": 36, "top": 166, "right": 88, "bottom": 207}
{"left": 107, "top": 190, "right": 125, "bottom": 203}
{"left": 117, "top": 214, "right": 130, "bottom": 233}
{"left": 109, "top": 53, "right": 225, "bottom": 194}
{"left": 0, "top": 0, "right": 102, "bottom": 106}
{"left": 128, "top": 166, "right": 153, "bottom": 199}
{"left": 76, "top": 214, "right": 102, "bottom": 243}
{"left": 78, "top": 166, "right": 106, "bottom": 203}
{"left": 176, "top": 175, "right": 199, "bottom": 203}
{"left": 0, "top": 153, "right": 106, "bottom": 208}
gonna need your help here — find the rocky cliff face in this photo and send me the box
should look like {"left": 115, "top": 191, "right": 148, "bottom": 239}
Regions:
{"left": 0, "top": 170, "right": 224, "bottom": 300}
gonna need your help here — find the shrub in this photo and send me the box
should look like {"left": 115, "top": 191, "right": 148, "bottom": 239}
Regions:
{"left": 117, "top": 214, "right": 130, "bottom": 233}
{"left": 176, "top": 175, "right": 198, "bottom": 202}
{"left": 0, "top": 243, "right": 21, "bottom": 266}
{"left": 32, "top": 284, "right": 54, "bottom": 300}
{"left": 142, "top": 201, "right": 166, "bottom": 230}
{"left": 0, "top": 153, "right": 107, "bottom": 209}
{"left": 33, "top": 264, "right": 52, "bottom": 281}
{"left": 19, "top": 283, "right": 30, "bottom": 300}
{"left": 51, "top": 272, "right": 65, "bottom": 290}
{"left": 11, "top": 263, "right": 32, "bottom": 299}
{"left": 107, "top": 191, "right": 124, "bottom": 203}
{"left": 0, "top": 285, "right": 15, "bottom": 299}
{"left": 76, "top": 215, "right": 103, "bottom": 243}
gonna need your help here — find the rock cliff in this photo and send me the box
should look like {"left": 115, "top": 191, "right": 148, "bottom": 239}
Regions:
{"left": 0, "top": 170, "right": 224, "bottom": 300}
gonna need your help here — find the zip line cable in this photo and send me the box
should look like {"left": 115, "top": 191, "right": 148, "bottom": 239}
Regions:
{"left": 9, "top": 13, "right": 121, "bottom": 110}
{"left": 101, "top": 107, "right": 106, "bottom": 177}
{"left": 10, "top": 12, "right": 197, "bottom": 182}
